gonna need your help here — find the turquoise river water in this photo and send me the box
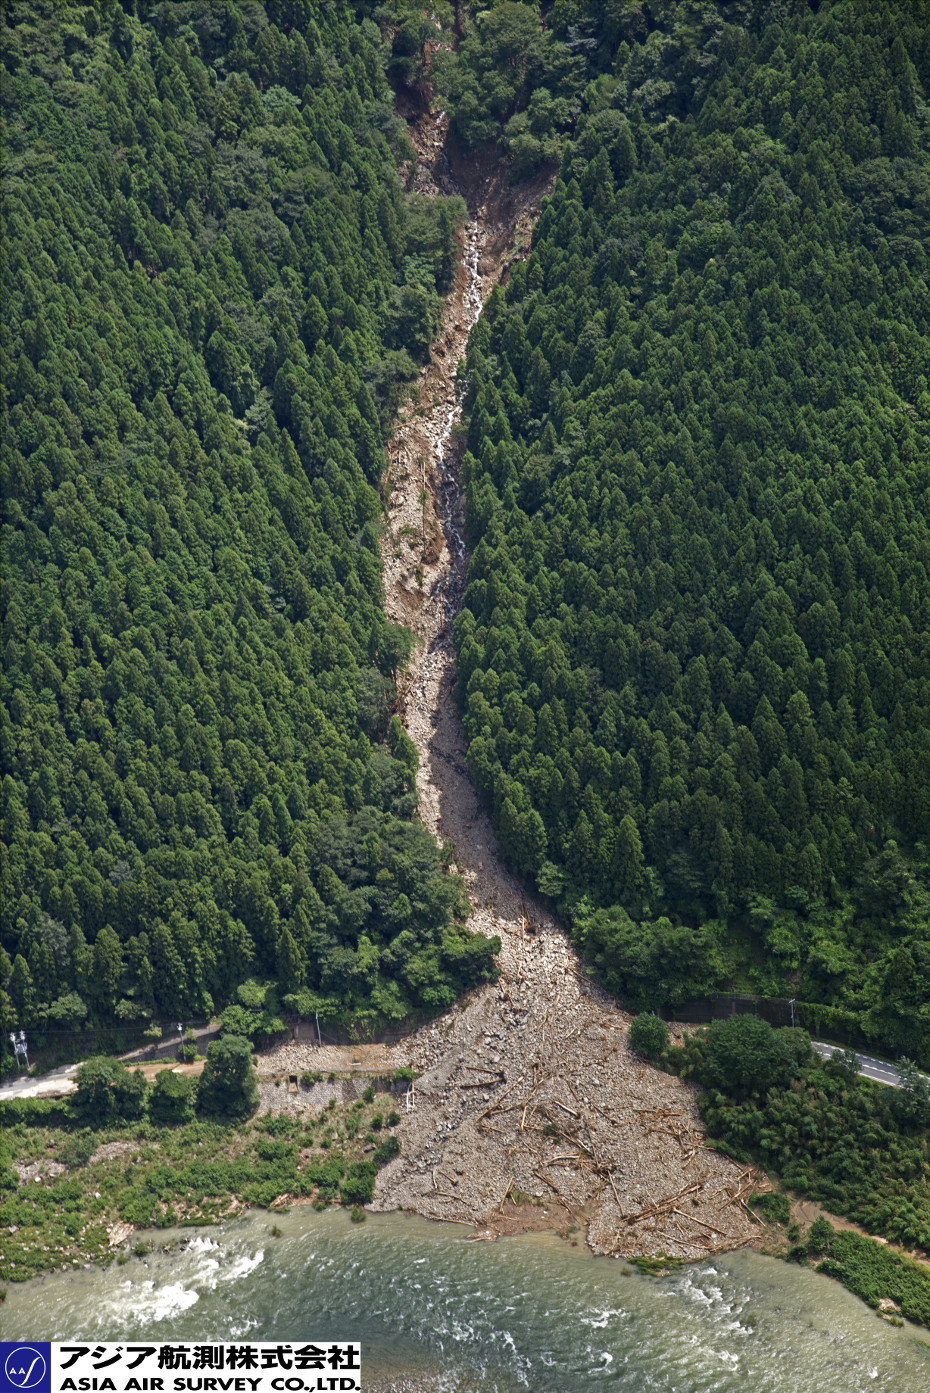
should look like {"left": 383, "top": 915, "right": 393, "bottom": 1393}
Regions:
{"left": 1, "top": 1209, "right": 927, "bottom": 1391}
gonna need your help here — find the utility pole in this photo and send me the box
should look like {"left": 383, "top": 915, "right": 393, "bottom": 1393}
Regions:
{"left": 315, "top": 1011, "right": 322, "bottom": 1047}
{"left": 9, "top": 1031, "right": 29, "bottom": 1071}
{"left": 789, "top": 998, "right": 796, "bottom": 1029}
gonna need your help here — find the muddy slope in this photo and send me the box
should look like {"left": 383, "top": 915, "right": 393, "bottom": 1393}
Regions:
{"left": 267, "top": 105, "right": 762, "bottom": 1258}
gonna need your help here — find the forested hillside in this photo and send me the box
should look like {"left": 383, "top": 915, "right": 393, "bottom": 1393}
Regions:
{"left": 452, "top": 2, "right": 930, "bottom": 1059}
{"left": 0, "top": 0, "right": 497, "bottom": 1049}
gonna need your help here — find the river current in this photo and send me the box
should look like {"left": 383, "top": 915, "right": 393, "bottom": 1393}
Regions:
{"left": 1, "top": 1210, "right": 927, "bottom": 1391}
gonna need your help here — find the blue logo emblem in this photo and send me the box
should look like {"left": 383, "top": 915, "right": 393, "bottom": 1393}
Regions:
{"left": 1, "top": 1346, "right": 50, "bottom": 1393}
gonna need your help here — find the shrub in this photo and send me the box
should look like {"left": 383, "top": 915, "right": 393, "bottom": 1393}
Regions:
{"left": 0, "top": 1143, "right": 16, "bottom": 1192}
{"left": 340, "top": 1161, "right": 376, "bottom": 1206}
{"left": 387, "top": 1110, "right": 401, "bottom": 1127}
{"left": 807, "top": 1216, "right": 834, "bottom": 1256}
{"left": 817, "top": 1228, "right": 930, "bottom": 1327}
{"left": 256, "top": 1114, "right": 292, "bottom": 1136}
{"left": 749, "top": 1191, "right": 790, "bottom": 1226}
{"left": 255, "top": 1138, "right": 293, "bottom": 1162}
{"left": 373, "top": 1135, "right": 401, "bottom": 1167}
{"left": 113, "top": 1068, "right": 149, "bottom": 1120}
{"left": 150, "top": 1070, "right": 194, "bottom": 1124}
{"left": 363, "top": 1085, "right": 375, "bottom": 1104}
{"left": 60, "top": 1131, "right": 97, "bottom": 1169}
{"left": 629, "top": 1014, "right": 670, "bottom": 1060}
{"left": 307, "top": 1154, "right": 346, "bottom": 1200}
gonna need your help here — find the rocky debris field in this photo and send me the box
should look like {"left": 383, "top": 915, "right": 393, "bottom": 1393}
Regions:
{"left": 369, "top": 919, "right": 760, "bottom": 1259}
{"left": 264, "top": 102, "right": 763, "bottom": 1260}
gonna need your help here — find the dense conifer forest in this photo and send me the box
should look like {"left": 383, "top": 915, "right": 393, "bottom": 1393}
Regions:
{"left": 449, "top": 2, "right": 930, "bottom": 1059}
{"left": 2, "top": 0, "right": 929, "bottom": 1076}
{"left": 0, "top": 0, "right": 498, "bottom": 1050}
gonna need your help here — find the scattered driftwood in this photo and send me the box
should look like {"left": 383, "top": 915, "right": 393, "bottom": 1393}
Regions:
{"left": 553, "top": 1100, "right": 580, "bottom": 1118}
{"left": 606, "top": 1170, "right": 626, "bottom": 1218}
{"left": 622, "top": 1181, "right": 704, "bottom": 1226}
{"left": 673, "top": 1208, "right": 730, "bottom": 1237}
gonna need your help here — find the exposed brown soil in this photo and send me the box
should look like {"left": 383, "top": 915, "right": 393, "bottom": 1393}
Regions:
{"left": 267, "top": 101, "right": 760, "bottom": 1261}
{"left": 135, "top": 1058, "right": 204, "bottom": 1080}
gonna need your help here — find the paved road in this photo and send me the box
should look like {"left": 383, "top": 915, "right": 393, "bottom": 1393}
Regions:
{"left": 811, "top": 1041, "right": 914, "bottom": 1088}
{"left": 0, "top": 1063, "right": 78, "bottom": 1100}
{"left": 3, "top": 1040, "right": 920, "bottom": 1100}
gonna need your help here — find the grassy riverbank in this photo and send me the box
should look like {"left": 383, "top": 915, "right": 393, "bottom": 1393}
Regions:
{"left": 753, "top": 1209, "right": 930, "bottom": 1331}
{"left": 0, "top": 1075, "right": 402, "bottom": 1285}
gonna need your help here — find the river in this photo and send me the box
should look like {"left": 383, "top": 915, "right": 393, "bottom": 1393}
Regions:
{"left": 1, "top": 1210, "right": 926, "bottom": 1391}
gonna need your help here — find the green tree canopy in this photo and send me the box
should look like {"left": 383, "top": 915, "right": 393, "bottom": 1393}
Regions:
{"left": 196, "top": 1034, "right": 259, "bottom": 1119}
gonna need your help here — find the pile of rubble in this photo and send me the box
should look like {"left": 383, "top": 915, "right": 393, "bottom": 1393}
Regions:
{"left": 370, "top": 915, "right": 760, "bottom": 1258}
{"left": 263, "top": 100, "right": 764, "bottom": 1261}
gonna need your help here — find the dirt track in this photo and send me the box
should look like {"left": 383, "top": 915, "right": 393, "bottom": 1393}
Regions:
{"left": 269, "top": 104, "right": 762, "bottom": 1259}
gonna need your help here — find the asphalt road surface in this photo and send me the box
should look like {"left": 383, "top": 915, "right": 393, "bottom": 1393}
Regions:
{"left": 811, "top": 1041, "right": 912, "bottom": 1088}
{"left": 0, "top": 1062, "right": 78, "bottom": 1100}
{"left": 1, "top": 1041, "right": 921, "bottom": 1099}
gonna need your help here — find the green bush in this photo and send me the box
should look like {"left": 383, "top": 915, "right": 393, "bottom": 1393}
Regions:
{"left": 255, "top": 1138, "right": 293, "bottom": 1163}
{"left": 60, "top": 1131, "right": 97, "bottom": 1169}
{"left": 749, "top": 1192, "right": 790, "bottom": 1226}
{"left": 113, "top": 1069, "right": 149, "bottom": 1120}
{"left": 0, "top": 1143, "right": 16, "bottom": 1193}
{"left": 255, "top": 1114, "right": 293, "bottom": 1136}
{"left": 373, "top": 1135, "right": 401, "bottom": 1167}
{"left": 306, "top": 1154, "right": 346, "bottom": 1201}
{"left": 807, "top": 1216, "right": 834, "bottom": 1256}
{"left": 816, "top": 1228, "right": 930, "bottom": 1328}
{"left": 340, "top": 1161, "right": 377, "bottom": 1206}
{"left": 629, "top": 1014, "right": 670, "bottom": 1061}
{"left": 149, "top": 1071, "right": 194, "bottom": 1125}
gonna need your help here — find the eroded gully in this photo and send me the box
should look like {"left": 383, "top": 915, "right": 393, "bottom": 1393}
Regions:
{"left": 358, "top": 106, "right": 762, "bottom": 1261}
